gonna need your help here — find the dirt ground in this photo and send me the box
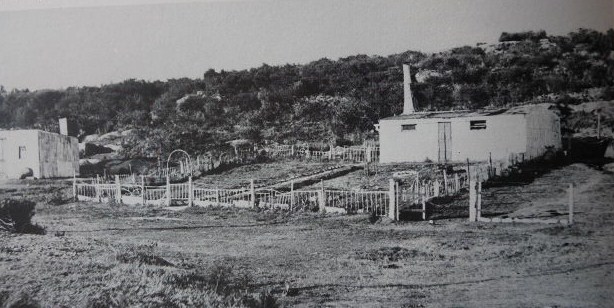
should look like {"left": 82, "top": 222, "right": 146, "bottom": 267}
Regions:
{"left": 194, "top": 160, "right": 342, "bottom": 189}
{"left": 1, "top": 163, "right": 613, "bottom": 307}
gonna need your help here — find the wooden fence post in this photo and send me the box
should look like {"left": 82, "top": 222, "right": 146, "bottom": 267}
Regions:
{"left": 216, "top": 188, "right": 220, "bottom": 205}
{"left": 250, "top": 179, "right": 255, "bottom": 208}
{"left": 489, "top": 152, "right": 493, "bottom": 178}
{"left": 477, "top": 182, "right": 482, "bottom": 220}
{"left": 421, "top": 187, "right": 426, "bottom": 221}
{"left": 466, "top": 159, "right": 471, "bottom": 182}
{"left": 141, "top": 175, "right": 145, "bottom": 206}
{"left": 291, "top": 145, "right": 295, "bottom": 157}
{"left": 328, "top": 144, "right": 333, "bottom": 160}
{"left": 468, "top": 179, "right": 477, "bottom": 222}
{"left": 166, "top": 176, "right": 171, "bottom": 206}
{"left": 72, "top": 172, "right": 77, "bottom": 201}
{"left": 443, "top": 169, "right": 448, "bottom": 195}
{"left": 388, "top": 179, "right": 396, "bottom": 220}
{"left": 568, "top": 183, "right": 574, "bottom": 225}
{"left": 318, "top": 180, "right": 326, "bottom": 213}
{"left": 95, "top": 175, "right": 100, "bottom": 202}
{"left": 115, "top": 175, "right": 122, "bottom": 204}
{"left": 188, "top": 176, "right": 194, "bottom": 207}
{"left": 395, "top": 181, "right": 400, "bottom": 221}
{"left": 454, "top": 173, "right": 460, "bottom": 193}
{"left": 290, "top": 181, "right": 295, "bottom": 211}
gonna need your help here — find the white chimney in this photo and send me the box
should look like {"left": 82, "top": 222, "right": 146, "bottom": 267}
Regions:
{"left": 59, "top": 118, "right": 68, "bottom": 136}
{"left": 402, "top": 64, "right": 415, "bottom": 114}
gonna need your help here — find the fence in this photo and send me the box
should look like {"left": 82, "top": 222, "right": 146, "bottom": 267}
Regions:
{"left": 464, "top": 151, "right": 575, "bottom": 225}
{"left": 74, "top": 165, "right": 478, "bottom": 221}
{"left": 73, "top": 175, "right": 394, "bottom": 217}
{"left": 264, "top": 145, "right": 380, "bottom": 163}
{"left": 469, "top": 181, "right": 572, "bottom": 225}
{"left": 395, "top": 166, "right": 471, "bottom": 219}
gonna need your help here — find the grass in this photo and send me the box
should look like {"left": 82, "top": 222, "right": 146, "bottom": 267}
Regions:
{"left": 193, "top": 160, "right": 346, "bottom": 189}
{"left": 1, "top": 162, "right": 613, "bottom": 306}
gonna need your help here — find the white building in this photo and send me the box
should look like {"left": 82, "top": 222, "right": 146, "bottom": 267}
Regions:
{"left": 0, "top": 129, "right": 79, "bottom": 179}
{"left": 378, "top": 64, "right": 562, "bottom": 163}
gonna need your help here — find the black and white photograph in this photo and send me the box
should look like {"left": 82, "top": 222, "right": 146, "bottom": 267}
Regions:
{"left": 0, "top": 0, "right": 613, "bottom": 306}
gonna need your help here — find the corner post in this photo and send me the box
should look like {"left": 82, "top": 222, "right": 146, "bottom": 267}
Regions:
{"left": 115, "top": 175, "right": 122, "bottom": 204}
{"left": 388, "top": 179, "right": 396, "bottom": 220}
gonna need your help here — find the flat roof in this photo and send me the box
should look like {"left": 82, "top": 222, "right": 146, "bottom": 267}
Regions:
{"left": 380, "top": 103, "right": 556, "bottom": 121}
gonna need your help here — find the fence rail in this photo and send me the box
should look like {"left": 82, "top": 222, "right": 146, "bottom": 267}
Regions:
{"left": 73, "top": 150, "right": 539, "bottom": 221}
{"left": 73, "top": 175, "right": 393, "bottom": 217}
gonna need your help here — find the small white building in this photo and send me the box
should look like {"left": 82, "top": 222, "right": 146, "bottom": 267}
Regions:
{"left": 0, "top": 129, "right": 79, "bottom": 179}
{"left": 378, "top": 64, "right": 562, "bottom": 163}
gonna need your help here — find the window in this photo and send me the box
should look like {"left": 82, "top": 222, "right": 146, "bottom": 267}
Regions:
{"left": 18, "top": 146, "right": 26, "bottom": 159}
{"left": 401, "top": 124, "right": 417, "bottom": 131}
{"left": 470, "top": 120, "right": 487, "bottom": 130}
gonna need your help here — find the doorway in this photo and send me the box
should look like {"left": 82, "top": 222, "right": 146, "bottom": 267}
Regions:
{"left": 438, "top": 122, "right": 452, "bottom": 162}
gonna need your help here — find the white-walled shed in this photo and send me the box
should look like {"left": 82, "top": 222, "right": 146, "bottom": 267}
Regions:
{"left": 0, "top": 130, "right": 79, "bottom": 179}
{"left": 378, "top": 104, "right": 562, "bottom": 163}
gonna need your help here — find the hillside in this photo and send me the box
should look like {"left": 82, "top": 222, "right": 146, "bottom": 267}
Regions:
{"left": 0, "top": 28, "right": 612, "bottom": 158}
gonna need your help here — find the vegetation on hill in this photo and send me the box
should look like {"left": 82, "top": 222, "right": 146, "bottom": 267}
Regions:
{"left": 0, "top": 28, "right": 612, "bottom": 157}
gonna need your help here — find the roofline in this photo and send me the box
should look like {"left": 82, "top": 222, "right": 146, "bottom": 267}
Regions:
{"left": 0, "top": 129, "right": 75, "bottom": 138}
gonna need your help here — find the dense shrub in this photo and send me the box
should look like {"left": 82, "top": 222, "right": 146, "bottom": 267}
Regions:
{"left": 0, "top": 199, "right": 46, "bottom": 235}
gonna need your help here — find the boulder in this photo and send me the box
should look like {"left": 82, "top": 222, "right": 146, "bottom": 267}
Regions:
{"left": 82, "top": 134, "right": 100, "bottom": 143}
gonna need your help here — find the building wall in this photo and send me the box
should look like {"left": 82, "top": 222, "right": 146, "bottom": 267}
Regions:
{"left": 0, "top": 130, "right": 79, "bottom": 179}
{"left": 379, "top": 115, "right": 528, "bottom": 163}
{"left": 525, "top": 109, "right": 562, "bottom": 159}
{"left": 38, "top": 131, "right": 80, "bottom": 178}
{"left": 0, "top": 130, "right": 41, "bottom": 178}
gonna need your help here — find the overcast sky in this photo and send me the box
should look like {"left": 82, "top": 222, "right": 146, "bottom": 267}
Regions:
{"left": 0, "top": 0, "right": 612, "bottom": 90}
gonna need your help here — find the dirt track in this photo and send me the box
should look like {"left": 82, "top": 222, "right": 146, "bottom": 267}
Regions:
{"left": 1, "top": 163, "right": 613, "bottom": 307}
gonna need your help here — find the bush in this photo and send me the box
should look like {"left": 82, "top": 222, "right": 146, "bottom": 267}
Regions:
{"left": 0, "top": 199, "right": 46, "bottom": 235}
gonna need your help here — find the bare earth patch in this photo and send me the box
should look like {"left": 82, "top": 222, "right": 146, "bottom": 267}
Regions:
{"left": 0, "top": 163, "right": 613, "bottom": 307}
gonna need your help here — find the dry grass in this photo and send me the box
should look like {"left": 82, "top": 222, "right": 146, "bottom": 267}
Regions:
{"left": 1, "top": 163, "right": 613, "bottom": 306}
{"left": 193, "top": 160, "right": 344, "bottom": 188}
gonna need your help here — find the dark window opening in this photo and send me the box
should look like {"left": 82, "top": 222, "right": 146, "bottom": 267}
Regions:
{"left": 18, "top": 146, "right": 26, "bottom": 159}
{"left": 401, "top": 124, "right": 417, "bottom": 131}
{"left": 470, "top": 120, "right": 487, "bottom": 130}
